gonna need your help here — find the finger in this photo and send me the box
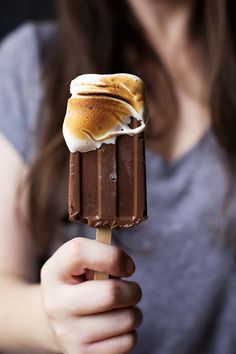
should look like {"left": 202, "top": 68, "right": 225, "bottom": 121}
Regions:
{"left": 54, "top": 279, "right": 142, "bottom": 315}
{"left": 81, "top": 307, "right": 142, "bottom": 343}
{"left": 87, "top": 331, "right": 137, "bottom": 354}
{"left": 45, "top": 238, "right": 135, "bottom": 280}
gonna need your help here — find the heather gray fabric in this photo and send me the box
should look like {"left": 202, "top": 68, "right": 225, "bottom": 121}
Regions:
{"left": 1, "top": 23, "right": 236, "bottom": 354}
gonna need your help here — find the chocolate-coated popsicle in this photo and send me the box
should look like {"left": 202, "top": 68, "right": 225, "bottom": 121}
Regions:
{"left": 63, "top": 73, "right": 147, "bottom": 279}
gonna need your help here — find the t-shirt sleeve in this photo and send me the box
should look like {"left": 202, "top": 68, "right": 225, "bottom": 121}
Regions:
{"left": 0, "top": 22, "right": 43, "bottom": 163}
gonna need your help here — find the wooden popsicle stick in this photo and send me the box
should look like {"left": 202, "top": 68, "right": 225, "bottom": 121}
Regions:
{"left": 94, "top": 228, "right": 112, "bottom": 280}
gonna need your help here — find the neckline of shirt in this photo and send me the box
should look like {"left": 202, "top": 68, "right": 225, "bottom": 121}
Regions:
{"left": 146, "top": 127, "right": 213, "bottom": 176}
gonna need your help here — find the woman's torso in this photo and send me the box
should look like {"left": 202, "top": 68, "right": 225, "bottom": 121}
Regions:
{"left": 1, "top": 22, "right": 236, "bottom": 354}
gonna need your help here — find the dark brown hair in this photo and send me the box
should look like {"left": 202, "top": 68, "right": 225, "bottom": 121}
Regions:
{"left": 27, "top": 0, "right": 236, "bottom": 254}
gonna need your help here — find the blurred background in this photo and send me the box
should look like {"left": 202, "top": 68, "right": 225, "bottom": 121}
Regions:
{"left": 0, "top": 0, "right": 54, "bottom": 40}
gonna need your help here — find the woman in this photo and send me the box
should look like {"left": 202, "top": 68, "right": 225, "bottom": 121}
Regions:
{"left": 0, "top": 0, "right": 236, "bottom": 353}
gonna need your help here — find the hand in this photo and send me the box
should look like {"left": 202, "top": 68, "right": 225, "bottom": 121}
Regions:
{"left": 40, "top": 237, "right": 142, "bottom": 354}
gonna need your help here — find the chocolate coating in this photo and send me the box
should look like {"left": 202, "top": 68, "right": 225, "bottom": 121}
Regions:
{"left": 68, "top": 120, "right": 147, "bottom": 228}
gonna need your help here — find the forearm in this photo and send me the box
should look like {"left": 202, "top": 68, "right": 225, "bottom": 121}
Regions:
{"left": 0, "top": 276, "right": 61, "bottom": 353}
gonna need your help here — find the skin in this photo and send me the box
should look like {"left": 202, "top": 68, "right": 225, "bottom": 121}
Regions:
{"left": 0, "top": 0, "right": 210, "bottom": 353}
{"left": 129, "top": 0, "right": 210, "bottom": 160}
{"left": 0, "top": 135, "right": 141, "bottom": 354}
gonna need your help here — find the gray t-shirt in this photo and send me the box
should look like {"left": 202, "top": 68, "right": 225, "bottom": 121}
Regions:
{"left": 1, "top": 23, "right": 236, "bottom": 354}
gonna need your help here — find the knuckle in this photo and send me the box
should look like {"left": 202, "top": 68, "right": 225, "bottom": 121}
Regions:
{"left": 54, "top": 325, "right": 85, "bottom": 354}
{"left": 103, "top": 280, "right": 120, "bottom": 309}
{"left": 123, "top": 331, "right": 137, "bottom": 352}
{"left": 70, "top": 237, "right": 86, "bottom": 256}
{"left": 67, "top": 237, "right": 88, "bottom": 265}
{"left": 51, "top": 322, "right": 67, "bottom": 342}
{"left": 77, "top": 323, "right": 92, "bottom": 346}
{"left": 43, "top": 297, "right": 58, "bottom": 319}
{"left": 125, "top": 308, "right": 142, "bottom": 329}
{"left": 110, "top": 247, "right": 123, "bottom": 269}
{"left": 125, "top": 309, "right": 137, "bottom": 329}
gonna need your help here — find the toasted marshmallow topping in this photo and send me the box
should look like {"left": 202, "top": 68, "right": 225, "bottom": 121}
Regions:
{"left": 63, "top": 73, "right": 146, "bottom": 153}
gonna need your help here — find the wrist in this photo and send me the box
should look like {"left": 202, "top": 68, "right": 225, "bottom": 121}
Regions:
{"left": 30, "top": 284, "right": 62, "bottom": 353}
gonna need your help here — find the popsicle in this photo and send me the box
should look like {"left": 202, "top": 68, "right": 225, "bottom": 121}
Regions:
{"left": 63, "top": 73, "right": 147, "bottom": 279}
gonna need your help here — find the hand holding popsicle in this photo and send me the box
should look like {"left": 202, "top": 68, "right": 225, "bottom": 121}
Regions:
{"left": 41, "top": 237, "right": 142, "bottom": 354}
{"left": 63, "top": 73, "right": 148, "bottom": 280}
{"left": 41, "top": 73, "right": 146, "bottom": 352}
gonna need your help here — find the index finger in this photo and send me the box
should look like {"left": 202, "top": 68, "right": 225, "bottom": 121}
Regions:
{"left": 46, "top": 237, "right": 135, "bottom": 280}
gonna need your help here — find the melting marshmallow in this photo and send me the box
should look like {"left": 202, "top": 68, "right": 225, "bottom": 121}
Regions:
{"left": 63, "top": 73, "right": 147, "bottom": 153}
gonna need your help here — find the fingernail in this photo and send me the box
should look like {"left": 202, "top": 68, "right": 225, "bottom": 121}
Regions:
{"left": 126, "top": 259, "right": 135, "bottom": 275}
